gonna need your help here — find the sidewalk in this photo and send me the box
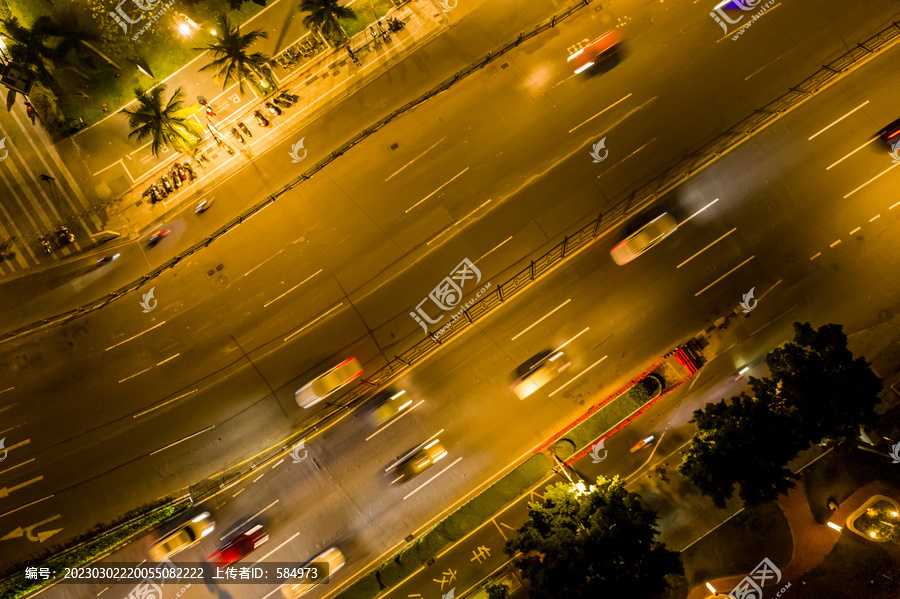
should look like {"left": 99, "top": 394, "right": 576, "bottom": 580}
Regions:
{"left": 686, "top": 480, "right": 900, "bottom": 599}
{"left": 0, "top": 0, "right": 448, "bottom": 283}
{"left": 103, "top": 0, "right": 447, "bottom": 241}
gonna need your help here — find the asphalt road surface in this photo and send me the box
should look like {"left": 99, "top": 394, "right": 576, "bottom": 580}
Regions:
{"left": 3, "top": 0, "right": 900, "bottom": 594}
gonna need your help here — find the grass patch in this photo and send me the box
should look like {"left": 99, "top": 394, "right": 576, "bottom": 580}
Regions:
{"left": 681, "top": 502, "right": 792, "bottom": 587}
{"left": 559, "top": 383, "right": 650, "bottom": 453}
{"left": 0, "top": 499, "right": 190, "bottom": 599}
{"left": 795, "top": 535, "right": 900, "bottom": 598}
{"left": 339, "top": 0, "right": 397, "bottom": 39}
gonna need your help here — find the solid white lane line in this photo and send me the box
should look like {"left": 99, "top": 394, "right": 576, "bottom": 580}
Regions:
{"left": 843, "top": 161, "right": 900, "bottom": 198}
{"left": 405, "top": 167, "right": 470, "bottom": 213}
{"left": 105, "top": 321, "right": 167, "bottom": 351}
{"left": 118, "top": 367, "right": 152, "bottom": 384}
{"left": 744, "top": 55, "right": 782, "bottom": 81}
{"left": 4, "top": 438, "right": 30, "bottom": 452}
{"left": 554, "top": 327, "right": 590, "bottom": 352}
{"left": 568, "top": 94, "right": 632, "bottom": 133}
{"left": 251, "top": 531, "right": 301, "bottom": 567}
{"left": 149, "top": 425, "right": 214, "bottom": 456}
{"left": 156, "top": 353, "right": 180, "bottom": 366}
{"left": 284, "top": 302, "right": 343, "bottom": 342}
{"left": 511, "top": 299, "right": 572, "bottom": 341}
{"left": 365, "top": 400, "right": 425, "bottom": 441}
{"left": 385, "top": 137, "right": 446, "bottom": 182}
{"left": 0, "top": 387, "right": 13, "bottom": 394}
{"left": 426, "top": 199, "right": 492, "bottom": 246}
{"left": 694, "top": 255, "right": 755, "bottom": 297}
{"left": 830, "top": 239, "right": 842, "bottom": 248}
{"left": 0, "top": 495, "right": 54, "bottom": 519}
{"left": 0, "top": 458, "right": 34, "bottom": 477}
{"left": 243, "top": 248, "right": 285, "bottom": 277}
{"left": 758, "top": 279, "right": 782, "bottom": 302}
{"left": 677, "top": 227, "right": 736, "bottom": 269}
{"left": 548, "top": 355, "right": 607, "bottom": 397}
{"left": 810, "top": 252, "right": 822, "bottom": 261}
{"left": 264, "top": 269, "right": 322, "bottom": 307}
{"left": 134, "top": 389, "right": 199, "bottom": 419}
{"left": 808, "top": 101, "right": 869, "bottom": 140}
{"left": 849, "top": 227, "right": 861, "bottom": 235}
{"left": 403, "top": 457, "right": 463, "bottom": 500}
{"left": 679, "top": 198, "right": 719, "bottom": 227}
{"left": 599, "top": 138, "right": 657, "bottom": 178}
{"left": 475, "top": 236, "right": 513, "bottom": 264}
{"left": 870, "top": 214, "right": 881, "bottom": 222}
{"left": 826, "top": 137, "right": 878, "bottom": 170}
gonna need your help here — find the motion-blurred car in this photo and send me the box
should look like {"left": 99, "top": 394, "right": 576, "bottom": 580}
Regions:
{"left": 511, "top": 349, "right": 570, "bottom": 399}
{"left": 149, "top": 512, "right": 215, "bottom": 562}
{"left": 567, "top": 29, "right": 623, "bottom": 74}
{"left": 369, "top": 389, "right": 414, "bottom": 427}
{"left": 207, "top": 523, "right": 269, "bottom": 566}
{"left": 630, "top": 435, "right": 655, "bottom": 453}
{"left": 280, "top": 546, "right": 346, "bottom": 598}
{"left": 610, "top": 213, "right": 678, "bottom": 265}
{"left": 386, "top": 439, "right": 448, "bottom": 484}
{"left": 295, "top": 357, "right": 363, "bottom": 409}
{"left": 877, "top": 117, "right": 900, "bottom": 149}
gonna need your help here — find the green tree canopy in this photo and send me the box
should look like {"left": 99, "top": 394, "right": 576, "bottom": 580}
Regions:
{"left": 680, "top": 322, "right": 882, "bottom": 509}
{"left": 299, "top": 0, "right": 356, "bottom": 43}
{"left": 123, "top": 85, "right": 201, "bottom": 157}
{"left": 506, "top": 476, "right": 682, "bottom": 599}
{"left": 199, "top": 14, "right": 273, "bottom": 94}
{"left": 680, "top": 393, "right": 799, "bottom": 509}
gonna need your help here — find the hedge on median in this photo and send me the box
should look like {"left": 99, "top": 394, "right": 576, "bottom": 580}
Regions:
{"left": 560, "top": 381, "right": 651, "bottom": 453}
{"left": 0, "top": 498, "right": 191, "bottom": 599}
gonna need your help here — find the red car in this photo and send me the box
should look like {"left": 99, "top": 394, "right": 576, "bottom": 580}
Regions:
{"left": 208, "top": 523, "right": 269, "bottom": 565}
{"left": 567, "top": 29, "right": 623, "bottom": 74}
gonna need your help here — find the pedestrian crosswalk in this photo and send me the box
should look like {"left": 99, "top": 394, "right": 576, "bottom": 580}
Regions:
{"left": 0, "top": 102, "right": 108, "bottom": 278}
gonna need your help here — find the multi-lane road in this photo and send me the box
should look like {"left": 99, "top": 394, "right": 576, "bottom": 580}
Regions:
{"left": 3, "top": 0, "right": 900, "bottom": 596}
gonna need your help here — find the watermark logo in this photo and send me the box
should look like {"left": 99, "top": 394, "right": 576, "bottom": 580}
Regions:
{"left": 290, "top": 438, "right": 308, "bottom": 463}
{"left": 110, "top": 0, "right": 177, "bottom": 41}
{"left": 289, "top": 137, "right": 307, "bottom": 163}
{"left": 890, "top": 140, "right": 900, "bottom": 165}
{"left": 140, "top": 287, "right": 157, "bottom": 313}
{"left": 0, "top": 138, "right": 8, "bottom": 162}
{"left": 739, "top": 287, "right": 757, "bottom": 313}
{"left": 442, "top": 588, "right": 456, "bottom": 599}
{"left": 590, "top": 137, "right": 608, "bottom": 163}
{"left": 0, "top": 438, "right": 7, "bottom": 463}
{"left": 437, "top": 0, "right": 458, "bottom": 12}
{"left": 410, "top": 258, "right": 483, "bottom": 334}
{"left": 890, "top": 440, "right": 900, "bottom": 464}
{"left": 729, "top": 557, "right": 789, "bottom": 599}
{"left": 588, "top": 438, "right": 608, "bottom": 463}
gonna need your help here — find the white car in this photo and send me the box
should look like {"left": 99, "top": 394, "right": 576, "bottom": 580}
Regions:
{"left": 610, "top": 213, "right": 678, "bottom": 265}
{"left": 295, "top": 357, "right": 363, "bottom": 409}
{"left": 281, "top": 546, "right": 346, "bottom": 598}
{"left": 511, "top": 350, "right": 570, "bottom": 400}
{"left": 149, "top": 512, "right": 215, "bottom": 562}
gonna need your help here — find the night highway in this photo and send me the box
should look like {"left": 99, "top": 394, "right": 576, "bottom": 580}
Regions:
{"left": 2, "top": 0, "right": 900, "bottom": 597}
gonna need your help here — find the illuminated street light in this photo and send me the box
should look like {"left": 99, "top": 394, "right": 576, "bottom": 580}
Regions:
{"left": 175, "top": 12, "right": 200, "bottom": 38}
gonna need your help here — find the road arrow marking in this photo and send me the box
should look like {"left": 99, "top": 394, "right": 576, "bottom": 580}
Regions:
{"left": 3, "top": 514, "right": 62, "bottom": 543}
{"left": 0, "top": 476, "right": 43, "bottom": 499}
{"left": 1, "top": 527, "right": 23, "bottom": 540}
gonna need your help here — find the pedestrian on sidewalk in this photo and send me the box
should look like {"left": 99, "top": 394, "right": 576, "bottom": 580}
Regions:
{"left": 369, "top": 26, "right": 380, "bottom": 45}
{"left": 347, "top": 46, "right": 361, "bottom": 66}
{"left": 377, "top": 20, "right": 392, "bottom": 42}
{"left": 39, "top": 174, "right": 55, "bottom": 182}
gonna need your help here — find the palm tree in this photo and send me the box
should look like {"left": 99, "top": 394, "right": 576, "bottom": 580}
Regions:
{"left": 0, "top": 17, "right": 59, "bottom": 85}
{"left": 299, "top": 0, "right": 356, "bottom": 43}
{"left": 123, "top": 86, "right": 202, "bottom": 157}
{"left": 39, "top": 9, "right": 102, "bottom": 70}
{"left": 198, "top": 15, "right": 273, "bottom": 95}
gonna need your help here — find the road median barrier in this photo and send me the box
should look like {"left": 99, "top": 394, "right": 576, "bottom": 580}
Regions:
{"left": 0, "top": 497, "right": 191, "bottom": 599}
